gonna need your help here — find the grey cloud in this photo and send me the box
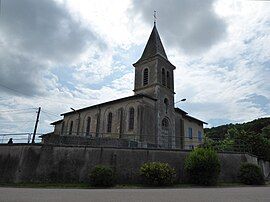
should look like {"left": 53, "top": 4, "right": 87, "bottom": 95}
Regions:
{"left": 0, "top": 50, "right": 46, "bottom": 96}
{"left": 0, "top": 0, "right": 105, "bottom": 96}
{"left": 131, "top": 0, "right": 227, "bottom": 54}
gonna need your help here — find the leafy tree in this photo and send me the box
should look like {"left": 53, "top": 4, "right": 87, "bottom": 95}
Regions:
{"left": 89, "top": 165, "right": 116, "bottom": 187}
{"left": 262, "top": 125, "right": 270, "bottom": 139}
{"left": 139, "top": 162, "right": 176, "bottom": 186}
{"left": 184, "top": 148, "right": 220, "bottom": 185}
{"left": 204, "top": 118, "right": 270, "bottom": 161}
{"left": 238, "top": 163, "right": 265, "bottom": 185}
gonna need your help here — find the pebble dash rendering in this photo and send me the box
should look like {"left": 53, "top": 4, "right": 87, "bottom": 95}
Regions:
{"left": 43, "top": 24, "right": 207, "bottom": 149}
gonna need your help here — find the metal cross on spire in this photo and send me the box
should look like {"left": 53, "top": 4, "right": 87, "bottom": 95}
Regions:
{"left": 154, "top": 10, "right": 157, "bottom": 25}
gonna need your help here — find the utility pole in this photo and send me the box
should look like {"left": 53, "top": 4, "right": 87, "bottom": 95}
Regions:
{"left": 32, "top": 107, "right": 41, "bottom": 143}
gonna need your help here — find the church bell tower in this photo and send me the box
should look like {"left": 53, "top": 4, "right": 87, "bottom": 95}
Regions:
{"left": 133, "top": 24, "right": 176, "bottom": 148}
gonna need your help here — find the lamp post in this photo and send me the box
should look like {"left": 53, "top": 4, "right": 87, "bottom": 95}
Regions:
{"left": 71, "top": 107, "right": 81, "bottom": 136}
{"left": 174, "top": 98, "right": 186, "bottom": 105}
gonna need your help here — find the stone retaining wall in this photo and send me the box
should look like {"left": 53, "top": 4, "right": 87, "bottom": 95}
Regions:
{"left": 0, "top": 144, "right": 261, "bottom": 183}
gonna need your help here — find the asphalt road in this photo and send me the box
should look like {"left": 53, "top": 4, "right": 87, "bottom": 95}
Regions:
{"left": 0, "top": 187, "right": 270, "bottom": 202}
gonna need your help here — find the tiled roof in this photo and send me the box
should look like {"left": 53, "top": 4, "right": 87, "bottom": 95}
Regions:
{"left": 135, "top": 24, "right": 168, "bottom": 64}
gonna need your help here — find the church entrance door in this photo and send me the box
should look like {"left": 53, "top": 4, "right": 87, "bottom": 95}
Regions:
{"left": 161, "top": 118, "right": 171, "bottom": 149}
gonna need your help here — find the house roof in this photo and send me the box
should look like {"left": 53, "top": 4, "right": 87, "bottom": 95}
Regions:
{"left": 174, "top": 107, "right": 188, "bottom": 115}
{"left": 135, "top": 24, "right": 168, "bottom": 64}
{"left": 185, "top": 114, "right": 208, "bottom": 125}
{"left": 39, "top": 132, "right": 53, "bottom": 138}
{"left": 61, "top": 94, "right": 156, "bottom": 116}
{"left": 175, "top": 107, "right": 207, "bottom": 124}
{"left": 50, "top": 119, "right": 63, "bottom": 125}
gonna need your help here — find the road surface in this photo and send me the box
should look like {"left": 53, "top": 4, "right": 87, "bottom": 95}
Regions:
{"left": 0, "top": 187, "right": 270, "bottom": 202}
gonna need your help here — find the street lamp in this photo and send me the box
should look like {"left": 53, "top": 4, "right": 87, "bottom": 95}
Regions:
{"left": 174, "top": 98, "right": 186, "bottom": 105}
{"left": 71, "top": 107, "right": 81, "bottom": 136}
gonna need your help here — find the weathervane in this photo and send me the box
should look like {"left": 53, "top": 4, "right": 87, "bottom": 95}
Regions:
{"left": 154, "top": 10, "right": 157, "bottom": 25}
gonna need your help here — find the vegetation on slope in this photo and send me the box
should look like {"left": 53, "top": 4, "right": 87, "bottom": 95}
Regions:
{"left": 203, "top": 117, "right": 270, "bottom": 161}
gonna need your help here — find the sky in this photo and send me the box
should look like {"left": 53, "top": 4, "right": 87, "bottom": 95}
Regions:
{"left": 0, "top": 0, "right": 269, "bottom": 136}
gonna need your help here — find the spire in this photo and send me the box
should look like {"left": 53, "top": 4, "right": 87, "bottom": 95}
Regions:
{"left": 135, "top": 24, "right": 168, "bottom": 64}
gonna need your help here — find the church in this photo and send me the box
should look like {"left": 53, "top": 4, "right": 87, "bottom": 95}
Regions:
{"left": 47, "top": 24, "right": 207, "bottom": 149}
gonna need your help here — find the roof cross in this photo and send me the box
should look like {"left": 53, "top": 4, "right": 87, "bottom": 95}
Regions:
{"left": 154, "top": 10, "right": 157, "bottom": 25}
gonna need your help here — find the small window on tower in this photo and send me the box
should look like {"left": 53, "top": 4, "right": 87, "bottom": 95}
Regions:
{"left": 164, "top": 98, "right": 169, "bottom": 113}
{"left": 143, "top": 68, "right": 149, "bottom": 86}
{"left": 162, "top": 68, "right": 166, "bottom": 86}
{"left": 166, "top": 71, "right": 170, "bottom": 89}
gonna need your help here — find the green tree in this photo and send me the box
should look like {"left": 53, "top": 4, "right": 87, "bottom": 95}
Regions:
{"left": 184, "top": 148, "right": 221, "bottom": 185}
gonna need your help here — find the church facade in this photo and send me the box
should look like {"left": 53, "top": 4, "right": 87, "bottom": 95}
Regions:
{"left": 49, "top": 25, "right": 206, "bottom": 149}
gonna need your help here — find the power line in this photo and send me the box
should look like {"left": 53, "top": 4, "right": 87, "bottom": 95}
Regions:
{"left": 0, "top": 133, "right": 32, "bottom": 136}
{"left": 0, "top": 82, "right": 88, "bottom": 106}
{"left": 0, "top": 110, "right": 37, "bottom": 115}
{"left": 41, "top": 111, "right": 56, "bottom": 121}
{"left": 0, "top": 108, "right": 36, "bottom": 113}
{"left": 41, "top": 110, "right": 60, "bottom": 118}
{"left": 0, "top": 83, "right": 29, "bottom": 97}
{"left": 0, "top": 121, "right": 34, "bottom": 124}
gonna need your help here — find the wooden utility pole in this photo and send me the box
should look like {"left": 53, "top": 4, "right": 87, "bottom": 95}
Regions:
{"left": 32, "top": 107, "right": 41, "bottom": 143}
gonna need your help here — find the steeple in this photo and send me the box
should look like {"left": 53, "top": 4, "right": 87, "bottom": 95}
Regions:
{"left": 135, "top": 24, "right": 168, "bottom": 64}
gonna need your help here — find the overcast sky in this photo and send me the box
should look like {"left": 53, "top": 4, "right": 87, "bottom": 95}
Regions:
{"left": 0, "top": 0, "right": 269, "bottom": 136}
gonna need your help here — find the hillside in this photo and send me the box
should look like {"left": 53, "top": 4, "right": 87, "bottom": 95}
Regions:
{"left": 204, "top": 117, "right": 270, "bottom": 139}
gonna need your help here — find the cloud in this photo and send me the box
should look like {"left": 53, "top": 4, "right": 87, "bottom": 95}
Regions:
{"left": 0, "top": 0, "right": 105, "bottom": 96}
{"left": 130, "top": 0, "right": 227, "bottom": 54}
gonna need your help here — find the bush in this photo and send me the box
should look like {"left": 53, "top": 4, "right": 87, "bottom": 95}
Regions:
{"left": 238, "top": 163, "right": 265, "bottom": 185}
{"left": 139, "top": 162, "right": 176, "bottom": 186}
{"left": 89, "top": 165, "right": 116, "bottom": 187}
{"left": 184, "top": 148, "right": 221, "bottom": 185}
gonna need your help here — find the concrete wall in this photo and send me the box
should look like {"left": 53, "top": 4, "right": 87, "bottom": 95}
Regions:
{"left": 0, "top": 145, "right": 260, "bottom": 184}
{"left": 258, "top": 160, "right": 270, "bottom": 179}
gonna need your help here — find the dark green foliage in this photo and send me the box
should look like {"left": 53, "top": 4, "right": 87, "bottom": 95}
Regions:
{"left": 184, "top": 148, "right": 221, "bottom": 185}
{"left": 204, "top": 118, "right": 270, "bottom": 139}
{"left": 204, "top": 118, "right": 270, "bottom": 161}
{"left": 238, "top": 163, "right": 265, "bottom": 185}
{"left": 89, "top": 165, "right": 116, "bottom": 187}
{"left": 139, "top": 162, "right": 176, "bottom": 186}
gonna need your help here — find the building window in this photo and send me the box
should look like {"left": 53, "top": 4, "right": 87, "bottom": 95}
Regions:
{"left": 188, "top": 127, "right": 193, "bottom": 139}
{"left": 86, "top": 117, "right": 91, "bottom": 136}
{"left": 107, "top": 112, "right": 112, "bottom": 133}
{"left": 162, "top": 68, "right": 166, "bottom": 86}
{"left": 69, "top": 121, "right": 73, "bottom": 135}
{"left": 162, "top": 118, "right": 169, "bottom": 128}
{"left": 129, "top": 107, "right": 135, "bottom": 130}
{"left": 143, "top": 68, "right": 149, "bottom": 86}
{"left": 198, "top": 131, "right": 202, "bottom": 142}
{"left": 164, "top": 98, "right": 169, "bottom": 113}
{"left": 61, "top": 121, "right": 65, "bottom": 135}
{"left": 166, "top": 71, "right": 170, "bottom": 89}
{"left": 189, "top": 145, "right": 194, "bottom": 150}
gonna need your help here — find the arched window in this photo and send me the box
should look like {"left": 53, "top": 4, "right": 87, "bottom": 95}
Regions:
{"left": 107, "top": 112, "right": 112, "bottom": 133}
{"left": 69, "top": 121, "right": 73, "bottom": 135}
{"left": 162, "top": 118, "right": 169, "bottom": 128}
{"left": 143, "top": 68, "right": 149, "bottom": 86}
{"left": 162, "top": 68, "right": 166, "bottom": 86}
{"left": 166, "top": 71, "right": 170, "bottom": 89}
{"left": 61, "top": 121, "right": 65, "bottom": 135}
{"left": 164, "top": 98, "right": 169, "bottom": 113}
{"left": 86, "top": 117, "right": 91, "bottom": 136}
{"left": 129, "top": 107, "right": 135, "bottom": 130}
